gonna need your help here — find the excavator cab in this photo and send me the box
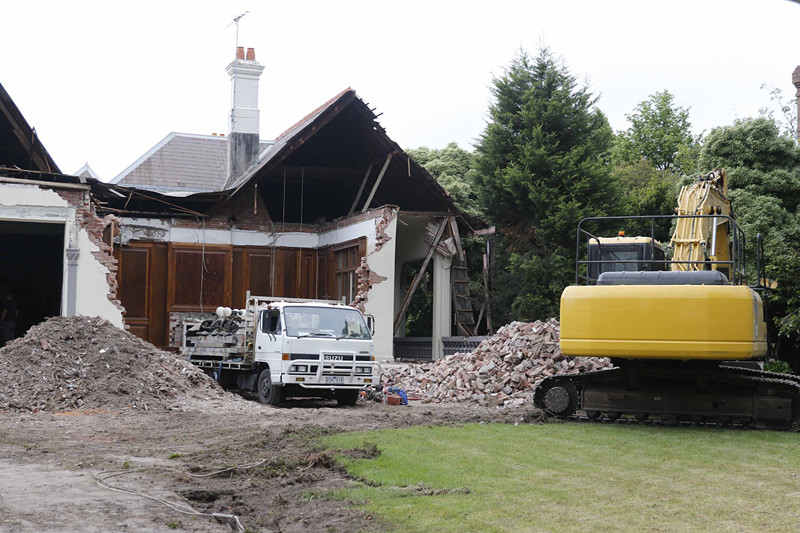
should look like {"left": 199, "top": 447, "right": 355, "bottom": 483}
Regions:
{"left": 586, "top": 236, "right": 666, "bottom": 282}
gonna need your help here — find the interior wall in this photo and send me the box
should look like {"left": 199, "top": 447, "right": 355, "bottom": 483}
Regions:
{"left": 0, "top": 221, "right": 63, "bottom": 337}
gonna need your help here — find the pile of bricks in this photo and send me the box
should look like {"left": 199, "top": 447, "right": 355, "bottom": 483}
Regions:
{"left": 382, "top": 319, "right": 612, "bottom": 408}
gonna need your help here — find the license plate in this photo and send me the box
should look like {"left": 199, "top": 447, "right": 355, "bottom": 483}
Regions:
{"left": 325, "top": 376, "right": 344, "bottom": 384}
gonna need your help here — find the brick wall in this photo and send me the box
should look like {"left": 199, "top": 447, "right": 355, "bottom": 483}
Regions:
{"left": 56, "top": 188, "right": 124, "bottom": 314}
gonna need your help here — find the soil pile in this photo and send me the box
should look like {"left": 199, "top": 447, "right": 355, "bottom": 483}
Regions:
{"left": 382, "top": 319, "right": 612, "bottom": 407}
{"left": 0, "top": 316, "right": 227, "bottom": 412}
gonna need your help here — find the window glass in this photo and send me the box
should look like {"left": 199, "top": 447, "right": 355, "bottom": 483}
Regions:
{"left": 599, "top": 250, "right": 640, "bottom": 273}
{"left": 283, "top": 306, "right": 371, "bottom": 339}
{"left": 260, "top": 309, "right": 281, "bottom": 333}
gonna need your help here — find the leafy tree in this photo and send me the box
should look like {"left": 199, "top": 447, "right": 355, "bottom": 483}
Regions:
{"left": 611, "top": 159, "right": 679, "bottom": 242}
{"left": 474, "top": 48, "right": 617, "bottom": 322}
{"left": 759, "top": 84, "right": 798, "bottom": 141}
{"left": 613, "top": 90, "right": 697, "bottom": 174}
{"left": 407, "top": 143, "right": 480, "bottom": 216}
{"left": 699, "top": 117, "right": 800, "bottom": 365}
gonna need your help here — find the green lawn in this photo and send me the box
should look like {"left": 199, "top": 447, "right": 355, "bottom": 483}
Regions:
{"left": 321, "top": 422, "right": 800, "bottom": 532}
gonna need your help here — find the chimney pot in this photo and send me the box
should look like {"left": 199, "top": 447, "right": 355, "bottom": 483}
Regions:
{"left": 246, "top": 48, "right": 255, "bottom": 61}
{"left": 236, "top": 46, "right": 245, "bottom": 60}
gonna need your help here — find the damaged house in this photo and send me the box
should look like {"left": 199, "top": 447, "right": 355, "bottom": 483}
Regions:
{"left": 0, "top": 83, "right": 125, "bottom": 335}
{"left": 93, "top": 47, "right": 479, "bottom": 360}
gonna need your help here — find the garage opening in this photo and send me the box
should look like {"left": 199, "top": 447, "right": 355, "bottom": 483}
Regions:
{"left": 0, "top": 221, "right": 64, "bottom": 339}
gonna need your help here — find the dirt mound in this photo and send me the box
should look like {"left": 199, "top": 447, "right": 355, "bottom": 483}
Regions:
{"left": 0, "top": 316, "right": 228, "bottom": 412}
{"left": 382, "top": 319, "right": 612, "bottom": 407}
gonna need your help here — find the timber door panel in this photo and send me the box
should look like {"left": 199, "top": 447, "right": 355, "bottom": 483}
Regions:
{"left": 247, "top": 249, "right": 273, "bottom": 299}
{"left": 116, "top": 243, "right": 169, "bottom": 347}
{"left": 233, "top": 248, "right": 273, "bottom": 307}
{"left": 168, "top": 244, "right": 232, "bottom": 311}
{"left": 119, "top": 246, "right": 150, "bottom": 341}
{"left": 275, "top": 249, "right": 297, "bottom": 297}
{"left": 149, "top": 243, "right": 168, "bottom": 346}
{"left": 317, "top": 246, "right": 331, "bottom": 300}
{"left": 300, "top": 250, "right": 316, "bottom": 299}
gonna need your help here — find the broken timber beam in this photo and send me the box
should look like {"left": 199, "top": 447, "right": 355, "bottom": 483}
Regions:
{"left": 361, "top": 153, "right": 393, "bottom": 213}
{"left": 347, "top": 162, "right": 373, "bottom": 216}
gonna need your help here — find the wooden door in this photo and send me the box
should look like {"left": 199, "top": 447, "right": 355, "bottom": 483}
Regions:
{"left": 116, "top": 242, "right": 168, "bottom": 346}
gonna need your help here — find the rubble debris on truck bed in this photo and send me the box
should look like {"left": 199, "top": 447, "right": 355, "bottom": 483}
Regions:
{"left": 382, "top": 319, "right": 612, "bottom": 407}
{"left": 0, "top": 316, "right": 228, "bottom": 412}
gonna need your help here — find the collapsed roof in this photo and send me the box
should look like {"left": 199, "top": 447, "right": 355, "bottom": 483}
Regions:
{"left": 106, "top": 88, "right": 476, "bottom": 227}
{"left": 0, "top": 82, "right": 60, "bottom": 174}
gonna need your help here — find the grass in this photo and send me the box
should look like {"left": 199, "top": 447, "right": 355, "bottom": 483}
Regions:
{"left": 322, "top": 423, "right": 800, "bottom": 532}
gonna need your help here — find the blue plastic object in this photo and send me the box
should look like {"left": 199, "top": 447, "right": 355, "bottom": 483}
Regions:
{"left": 387, "top": 387, "right": 408, "bottom": 405}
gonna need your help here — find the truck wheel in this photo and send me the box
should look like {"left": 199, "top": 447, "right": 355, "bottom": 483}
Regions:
{"left": 335, "top": 389, "right": 359, "bottom": 407}
{"left": 257, "top": 369, "right": 283, "bottom": 406}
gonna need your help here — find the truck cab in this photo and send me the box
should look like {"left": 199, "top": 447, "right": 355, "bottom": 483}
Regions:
{"left": 184, "top": 296, "right": 381, "bottom": 406}
{"left": 256, "top": 301, "right": 379, "bottom": 402}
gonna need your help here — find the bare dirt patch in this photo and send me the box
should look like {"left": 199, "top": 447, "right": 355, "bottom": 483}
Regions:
{"left": 0, "top": 393, "right": 538, "bottom": 532}
{"left": 0, "top": 317, "right": 542, "bottom": 531}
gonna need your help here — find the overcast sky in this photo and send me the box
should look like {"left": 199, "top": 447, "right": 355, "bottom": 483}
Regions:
{"left": 2, "top": 0, "right": 798, "bottom": 180}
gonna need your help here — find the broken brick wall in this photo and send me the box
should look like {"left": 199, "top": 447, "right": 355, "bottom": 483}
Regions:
{"left": 57, "top": 188, "right": 124, "bottom": 315}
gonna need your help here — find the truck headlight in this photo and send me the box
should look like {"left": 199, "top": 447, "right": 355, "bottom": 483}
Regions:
{"left": 290, "top": 364, "right": 309, "bottom": 373}
{"left": 355, "top": 366, "right": 372, "bottom": 375}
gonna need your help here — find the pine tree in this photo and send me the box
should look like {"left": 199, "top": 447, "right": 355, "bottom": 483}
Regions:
{"left": 474, "top": 48, "right": 616, "bottom": 321}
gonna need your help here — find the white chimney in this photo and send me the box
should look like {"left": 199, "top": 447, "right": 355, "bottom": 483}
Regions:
{"left": 227, "top": 46, "right": 265, "bottom": 181}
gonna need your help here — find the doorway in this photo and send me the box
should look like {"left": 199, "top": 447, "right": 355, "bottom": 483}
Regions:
{"left": 0, "top": 221, "right": 64, "bottom": 337}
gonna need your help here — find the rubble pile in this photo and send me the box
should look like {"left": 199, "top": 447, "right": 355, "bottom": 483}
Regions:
{"left": 382, "top": 319, "right": 612, "bottom": 407}
{"left": 0, "top": 316, "right": 226, "bottom": 412}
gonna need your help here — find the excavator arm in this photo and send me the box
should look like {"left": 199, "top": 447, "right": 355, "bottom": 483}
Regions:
{"left": 670, "top": 168, "right": 734, "bottom": 278}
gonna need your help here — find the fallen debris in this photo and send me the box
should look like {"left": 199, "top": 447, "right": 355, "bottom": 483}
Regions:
{"left": 0, "top": 316, "right": 228, "bottom": 412}
{"left": 382, "top": 319, "right": 611, "bottom": 407}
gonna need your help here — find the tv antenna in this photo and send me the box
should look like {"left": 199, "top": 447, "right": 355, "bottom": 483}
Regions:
{"left": 227, "top": 11, "right": 249, "bottom": 50}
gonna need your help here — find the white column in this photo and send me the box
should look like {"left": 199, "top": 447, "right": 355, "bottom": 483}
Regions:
{"left": 432, "top": 253, "right": 452, "bottom": 360}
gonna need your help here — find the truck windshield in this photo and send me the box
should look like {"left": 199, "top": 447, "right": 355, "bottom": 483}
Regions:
{"left": 283, "top": 306, "right": 371, "bottom": 340}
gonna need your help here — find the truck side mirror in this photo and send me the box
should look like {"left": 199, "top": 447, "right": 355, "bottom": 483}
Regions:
{"left": 365, "top": 314, "right": 375, "bottom": 335}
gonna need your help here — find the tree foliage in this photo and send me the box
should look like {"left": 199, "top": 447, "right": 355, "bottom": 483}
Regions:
{"left": 613, "top": 90, "right": 697, "bottom": 174}
{"left": 474, "top": 48, "right": 616, "bottom": 322}
{"left": 611, "top": 159, "right": 680, "bottom": 241}
{"left": 759, "top": 84, "right": 799, "bottom": 141}
{"left": 699, "top": 117, "right": 800, "bottom": 358}
{"left": 406, "top": 143, "right": 480, "bottom": 216}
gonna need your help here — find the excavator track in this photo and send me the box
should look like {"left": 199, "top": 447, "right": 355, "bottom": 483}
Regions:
{"left": 533, "top": 363, "right": 800, "bottom": 431}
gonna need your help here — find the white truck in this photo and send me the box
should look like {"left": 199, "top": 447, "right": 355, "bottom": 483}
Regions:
{"left": 182, "top": 294, "right": 381, "bottom": 406}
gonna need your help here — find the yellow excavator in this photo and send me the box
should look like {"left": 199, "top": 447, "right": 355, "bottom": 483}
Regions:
{"left": 534, "top": 169, "right": 800, "bottom": 429}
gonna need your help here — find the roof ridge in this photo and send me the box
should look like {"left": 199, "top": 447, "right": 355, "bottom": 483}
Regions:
{"left": 275, "top": 87, "right": 354, "bottom": 141}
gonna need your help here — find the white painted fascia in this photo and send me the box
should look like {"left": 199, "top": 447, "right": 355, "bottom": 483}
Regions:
{"left": 73, "top": 163, "right": 100, "bottom": 181}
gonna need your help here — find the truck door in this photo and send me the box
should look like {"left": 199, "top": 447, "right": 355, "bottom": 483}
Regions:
{"left": 256, "top": 309, "right": 283, "bottom": 367}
